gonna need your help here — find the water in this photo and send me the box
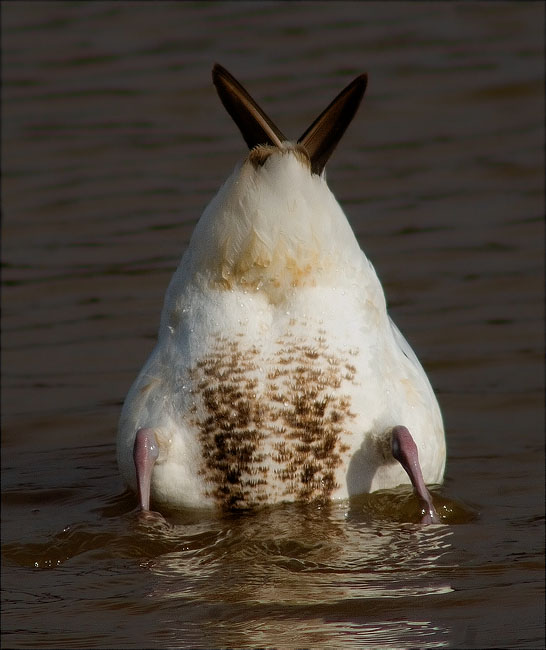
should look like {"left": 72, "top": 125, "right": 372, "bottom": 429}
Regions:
{"left": 2, "top": 2, "right": 544, "bottom": 648}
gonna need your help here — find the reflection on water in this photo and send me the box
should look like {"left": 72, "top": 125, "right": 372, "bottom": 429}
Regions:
{"left": 147, "top": 508, "right": 455, "bottom": 602}
{"left": 3, "top": 444, "right": 457, "bottom": 649}
{"left": 140, "top": 505, "right": 455, "bottom": 649}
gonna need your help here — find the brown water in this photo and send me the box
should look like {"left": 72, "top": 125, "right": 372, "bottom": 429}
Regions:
{"left": 2, "top": 2, "right": 544, "bottom": 648}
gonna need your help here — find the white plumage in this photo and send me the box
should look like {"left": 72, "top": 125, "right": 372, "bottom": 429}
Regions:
{"left": 117, "top": 66, "right": 445, "bottom": 520}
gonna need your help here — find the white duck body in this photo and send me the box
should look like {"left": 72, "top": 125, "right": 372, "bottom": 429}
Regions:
{"left": 117, "top": 145, "right": 445, "bottom": 511}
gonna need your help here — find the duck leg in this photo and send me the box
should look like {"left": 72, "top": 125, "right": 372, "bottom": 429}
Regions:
{"left": 133, "top": 428, "right": 159, "bottom": 512}
{"left": 391, "top": 425, "right": 441, "bottom": 524}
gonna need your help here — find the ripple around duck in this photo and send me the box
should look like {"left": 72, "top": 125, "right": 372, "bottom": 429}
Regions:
{"left": 2, "top": 483, "right": 470, "bottom": 582}
{"left": 2, "top": 436, "right": 477, "bottom": 573}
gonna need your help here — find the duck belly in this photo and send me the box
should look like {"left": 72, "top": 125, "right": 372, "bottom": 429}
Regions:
{"left": 119, "top": 284, "right": 443, "bottom": 510}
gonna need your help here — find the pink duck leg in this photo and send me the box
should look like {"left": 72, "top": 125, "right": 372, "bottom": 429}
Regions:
{"left": 391, "top": 425, "right": 441, "bottom": 524}
{"left": 133, "top": 428, "right": 159, "bottom": 512}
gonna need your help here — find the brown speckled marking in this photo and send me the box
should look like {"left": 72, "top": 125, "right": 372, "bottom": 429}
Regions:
{"left": 190, "top": 332, "right": 359, "bottom": 509}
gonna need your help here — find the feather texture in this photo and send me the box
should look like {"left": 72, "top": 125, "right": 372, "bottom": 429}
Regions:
{"left": 117, "top": 66, "right": 445, "bottom": 513}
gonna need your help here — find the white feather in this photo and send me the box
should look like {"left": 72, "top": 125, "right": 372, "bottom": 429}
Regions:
{"left": 117, "top": 146, "right": 445, "bottom": 510}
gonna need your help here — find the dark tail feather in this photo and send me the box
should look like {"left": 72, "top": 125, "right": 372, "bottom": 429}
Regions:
{"left": 212, "top": 63, "right": 286, "bottom": 150}
{"left": 298, "top": 74, "right": 367, "bottom": 175}
{"left": 212, "top": 64, "right": 367, "bottom": 175}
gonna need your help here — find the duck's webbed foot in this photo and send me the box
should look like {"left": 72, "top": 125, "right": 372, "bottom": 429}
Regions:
{"left": 133, "top": 427, "right": 160, "bottom": 512}
{"left": 391, "top": 425, "right": 441, "bottom": 524}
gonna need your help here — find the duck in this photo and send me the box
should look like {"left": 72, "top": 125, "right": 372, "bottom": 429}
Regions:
{"left": 117, "top": 64, "right": 446, "bottom": 524}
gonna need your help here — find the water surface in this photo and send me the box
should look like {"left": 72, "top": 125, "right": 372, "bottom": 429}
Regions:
{"left": 2, "top": 2, "right": 544, "bottom": 648}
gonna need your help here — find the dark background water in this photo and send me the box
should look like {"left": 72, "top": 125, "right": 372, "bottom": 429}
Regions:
{"left": 2, "top": 2, "right": 544, "bottom": 648}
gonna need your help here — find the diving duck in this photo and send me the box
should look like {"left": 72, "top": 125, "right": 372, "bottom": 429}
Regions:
{"left": 117, "top": 64, "right": 445, "bottom": 524}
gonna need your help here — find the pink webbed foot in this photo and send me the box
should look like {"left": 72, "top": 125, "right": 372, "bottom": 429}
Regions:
{"left": 133, "top": 428, "right": 160, "bottom": 512}
{"left": 391, "top": 425, "right": 441, "bottom": 524}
